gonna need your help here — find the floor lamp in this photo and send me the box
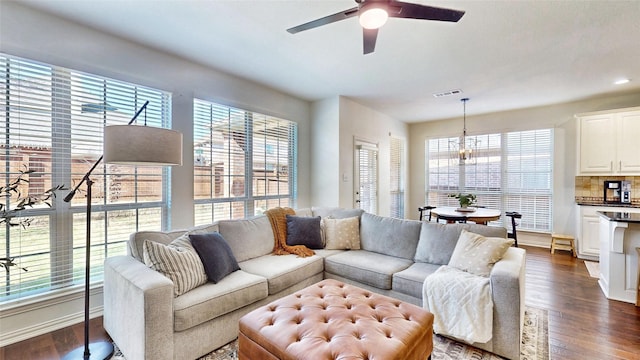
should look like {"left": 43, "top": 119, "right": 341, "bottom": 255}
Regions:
{"left": 62, "top": 100, "right": 182, "bottom": 359}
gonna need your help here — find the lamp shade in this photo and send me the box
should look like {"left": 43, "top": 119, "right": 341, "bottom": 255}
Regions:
{"left": 104, "top": 125, "right": 183, "bottom": 166}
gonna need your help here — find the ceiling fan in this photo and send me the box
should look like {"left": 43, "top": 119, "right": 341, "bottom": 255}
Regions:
{"left": 286, "top": 0, "right": 465, "bottom": 54}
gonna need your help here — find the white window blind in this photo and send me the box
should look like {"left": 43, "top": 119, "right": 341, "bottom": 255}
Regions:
{"left": 426, "top": 129, "right": 553, "bottom": 232}
{"left": 193, "top": 99, "right": 297, "bottom": 224}
{"left": 390, "top": 137, "right": 405, "bottom": 218}
{"left": 504, "top": 129, "right": 553, "bottom": 231}
{"left": 0, "top": 53, "right": 171, "bottom": 301}
{"left": 355, "top": 141, "right": 378, "bottom": 214}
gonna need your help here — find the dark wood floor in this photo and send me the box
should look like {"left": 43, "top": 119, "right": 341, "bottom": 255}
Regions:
{"left": 1, "top": 246, "right": 639, "bottom": 360}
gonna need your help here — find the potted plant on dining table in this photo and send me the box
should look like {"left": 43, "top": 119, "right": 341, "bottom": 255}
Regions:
{"left": 449, "top": 193, "right": 477, "bottom": 211}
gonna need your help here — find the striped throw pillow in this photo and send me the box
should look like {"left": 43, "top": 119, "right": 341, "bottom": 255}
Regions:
{"left": 143, "top": 235, "right": 207, "bottom": 296}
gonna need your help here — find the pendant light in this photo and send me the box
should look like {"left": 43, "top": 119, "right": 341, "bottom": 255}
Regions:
{"left": 450, "top": 98, "right": 477, "bottom": 165}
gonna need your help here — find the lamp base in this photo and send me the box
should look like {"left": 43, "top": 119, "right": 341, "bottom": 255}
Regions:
{"left": 62, "top": 341, "right": 114, "bottom": 360}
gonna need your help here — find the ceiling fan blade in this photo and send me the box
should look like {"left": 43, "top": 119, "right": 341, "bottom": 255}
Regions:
{"left": 363, "top": 28, "right": 378, "bottom": 54}
{"left": 389, "top": 2, "right": 465, "bottom": 22}
{"left": 287, "top": 6, "right": 360, "bottom": 34}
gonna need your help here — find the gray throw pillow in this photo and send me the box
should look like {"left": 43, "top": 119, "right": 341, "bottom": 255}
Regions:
{"left": 188, "top": 233, "right": 240, "bottom": 283}
{"left": 286, "top": 215, "right": 323, "bottom": 249}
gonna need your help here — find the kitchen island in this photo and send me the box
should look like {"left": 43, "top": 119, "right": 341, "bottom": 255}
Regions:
{"left": 598, "top": 211, "right": 640, "bottom": 304}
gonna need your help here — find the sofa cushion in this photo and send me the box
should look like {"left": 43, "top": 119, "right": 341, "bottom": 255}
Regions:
{"left": 239, "top": 254, "right": 324, "bottom": 294}
{"left": 448, "top": 229, "right": 514, "bottom": 277}
{"left": 323, "top": 216, "right": 361, "bottom": 250}
{"left": 392, "top": 262, "right": 442, "bottom": 299}
{"left": 189, "top": 232, "right": 240, "bottom": 283}
{"left": 173, "top": 270, "right": 268, "bottom": 331}
{"left": 311, "top": 207, "right": 364, "bottom": 219}
{"left": 218, "top": 216, "right": 274, "bottom": 262}
{"left": 359, "top": 213, "right": 422, "bottom": 260}
{"left": 129, "top": 230, "right": 186, "bottom": 262}
{"left": 142, "top": 235, "right": 207, "bottom": 297}
{"left": 294, "top": 208, "right": 313, "bottom": 217}
{"left": 285, "top": 215, "right": 323, "bottom": 249}
{"left": 324, "top": 250, "right": 413, "bottom": 290}
{"left": 414, "top": 223, "right": 508, "bottom": 265}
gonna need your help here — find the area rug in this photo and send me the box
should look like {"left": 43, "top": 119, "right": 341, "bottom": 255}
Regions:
{"left": 111, "top": 306, "right": 548, "bottom": 360}
{"left": 584, "top": 260, "right": 600, "bottom": 279}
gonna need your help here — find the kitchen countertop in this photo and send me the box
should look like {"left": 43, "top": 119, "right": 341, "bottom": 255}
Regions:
{"left": 597, "top": 211, "right": 640, "bottom": 223}
{"left": 577, "top": 202, "right": 639, "bottom": 208}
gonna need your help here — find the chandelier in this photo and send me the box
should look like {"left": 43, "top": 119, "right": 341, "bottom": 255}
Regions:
{"left": 450, "top": 98, "right": 477, "bottom": 165}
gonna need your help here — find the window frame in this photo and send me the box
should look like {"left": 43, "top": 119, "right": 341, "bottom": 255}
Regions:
{"left": 426, "top": 128, "right": 553, "bottom": 232}
{"left": 0, "top": 53, "right": 173, "bottom": 302}
{"left": 193, "top": 99, "right": 297, "bottom": 223}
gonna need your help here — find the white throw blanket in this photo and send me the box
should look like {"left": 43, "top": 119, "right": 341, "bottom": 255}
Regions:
{"left": 423, "top": 265, "right": 493, "bottom": 344}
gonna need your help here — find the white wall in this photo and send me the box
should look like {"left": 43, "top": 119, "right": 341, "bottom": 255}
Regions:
{"left": 337, "top": 97, "right": 409, "bottom": 216}
{"left": 0, "top": 1, "right": 312, "bottom": 346}
{"left": 408, "top": 91, "right": 640, "bottom": 246}
{"left": 310, "top": 97, "right": 340, "bottom": 207}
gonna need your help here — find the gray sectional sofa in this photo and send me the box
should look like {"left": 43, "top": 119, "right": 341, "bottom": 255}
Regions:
{"left": 103, "top": 207, "right": 526, "bottom": 360}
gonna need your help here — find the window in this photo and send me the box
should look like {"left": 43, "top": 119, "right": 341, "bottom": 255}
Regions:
{"left": 355, "top": 140, "right": 378, "bottom": 214}
{"left": 0, "top": 54, "right": 172, "bottom": 301}
{"left": 193, "top": 99, "right": 297, "bottom": 224}
{"left": 426, "top": 129, "right": 553, "bottom": 232}
{"left": 390, "top": 137, "right": 405, "bottom": 218}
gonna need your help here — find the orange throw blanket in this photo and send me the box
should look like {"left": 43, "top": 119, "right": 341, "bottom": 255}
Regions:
{"left": 265, "top": 207, "right": 315, "bottom": 258}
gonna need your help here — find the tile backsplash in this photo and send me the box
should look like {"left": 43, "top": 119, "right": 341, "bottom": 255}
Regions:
{"left": 575, "top": 176, "right": 640, "bottom": 206}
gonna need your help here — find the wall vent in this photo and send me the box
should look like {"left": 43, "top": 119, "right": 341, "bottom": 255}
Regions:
{"left": 433, "top": 89, "right": 463, "bottom": 98}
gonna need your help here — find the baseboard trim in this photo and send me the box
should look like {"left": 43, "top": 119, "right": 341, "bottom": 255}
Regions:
{"left": 0, "top": 285, "right": 105, "bottom": 347}
{"left": 0, "top": 307, "right": 104, "bottom": 347}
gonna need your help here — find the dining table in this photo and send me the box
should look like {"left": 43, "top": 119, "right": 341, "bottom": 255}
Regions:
{"left": 430, "top": 206, "right": 501, "bottom": 225}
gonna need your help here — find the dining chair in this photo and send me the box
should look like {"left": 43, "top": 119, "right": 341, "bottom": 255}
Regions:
{"left": 418, "top": 206, "right": 436, "bottom": 221}
{"left": 436, "top": 214, "right": 467, "bottom": 223}
{"left": 505, "top": 212, "right": 522, "bottom": 247}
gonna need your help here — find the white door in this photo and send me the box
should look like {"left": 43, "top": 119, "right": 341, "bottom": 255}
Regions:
{"left": 354, "top": 140, "right": 378, "bottom": 214}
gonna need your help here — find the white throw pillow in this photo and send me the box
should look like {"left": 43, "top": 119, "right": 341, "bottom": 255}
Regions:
{"left": 143, "top": 235, "right": 207, "bottom": 296}
{"left": 448, "top": 229, "right": 514, "bottom": 277}
{"left": 323, "top": 216, "right": 361, "bottom": 250}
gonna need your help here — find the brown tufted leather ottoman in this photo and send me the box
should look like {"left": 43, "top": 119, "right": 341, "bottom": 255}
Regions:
{"left": 238, "top": 279, "right": 434, "bottom": 360}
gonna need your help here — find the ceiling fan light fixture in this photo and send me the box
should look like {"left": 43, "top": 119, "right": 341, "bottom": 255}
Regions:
{"left": 359, "top": 7, "right": 388, "bottom": 29}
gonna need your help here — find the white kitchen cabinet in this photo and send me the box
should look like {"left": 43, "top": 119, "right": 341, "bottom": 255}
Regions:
{"left": 577, "top": 205, "right": 640, "bottom": 259}
{"left": 618, "top": 111, "right": 640, "bottom": 173}
{"left": 579, "top": 207, "right": 601, "bottom": 259}
{"left": 577, "top": 107, "right": 640, "bottom": 175}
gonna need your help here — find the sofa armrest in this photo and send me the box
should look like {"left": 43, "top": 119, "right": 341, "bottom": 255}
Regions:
{"left": 104, "top": 255, "right": 174, "bottom": 360}
{"left": 488, "top": 246, "right": 526, "bottom": 360}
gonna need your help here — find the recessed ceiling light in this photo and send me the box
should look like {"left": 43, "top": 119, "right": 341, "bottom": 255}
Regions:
{"left": 614, "top": 78, "right": 630, "bottom": 85}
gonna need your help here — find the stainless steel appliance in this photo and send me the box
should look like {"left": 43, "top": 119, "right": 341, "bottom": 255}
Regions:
{"left": 604, "top": 180, "right": 621, "bottom": 203}
{"left": 621, "top": 180, "right": 632, "bottom": 204}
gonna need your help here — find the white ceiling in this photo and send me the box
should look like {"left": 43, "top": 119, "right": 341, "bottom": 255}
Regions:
{"left": 16, "top": 0, "right": 640, "bottom": 122}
